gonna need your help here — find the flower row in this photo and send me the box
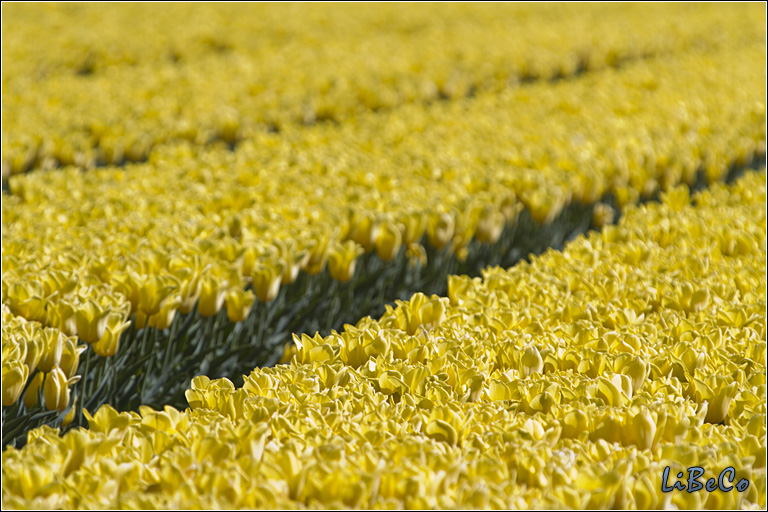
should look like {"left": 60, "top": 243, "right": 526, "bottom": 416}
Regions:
{"left": 2, "top": 170, "right": 765, "bottom": 509}
{"left": 2, "top": 3, "right": 765, "bottom": 176}
{"left": 3, "top": 43, "right": 765, "bottom": 373}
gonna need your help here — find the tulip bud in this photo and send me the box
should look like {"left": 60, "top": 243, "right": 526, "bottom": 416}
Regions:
{"left": 58, "top": 337, "right": 86, "bottom": 378}
{"left": 475, "top": 205, "right": 505, "bottom": 244}
{"left": 24, "top": 370, "right": 44, "bottom": 409}
{"left": 198, "top": 275, "right": 227, "bottom": 317}
{"left": 2, "top": 361, "right": 29, "bottom": 406}
{"left": 521, "top": 345, "right": 543, "bottom": 376}
{"left": 427, "top": 212, "right": 454, "bottom": 250}
{"left": 74, "top": 299, "right": 110, "bottom": 344}
{"left": 562, "top": 409, "right": 589, "bottom": 439}
{"left": 138, "top": 275, "right": 178, "bottom": 317}
{"left": 401, "top": 213, "right": 427, "bottom": 246}
{"left": 348, "top": 212, "right": 379, "bottom": 251}
{"left": 706, "top": 381, "right": 739, "bottom": 424}
{"left": 61, "top": 396, "right": 78, "bottom": 427}
{"left": 621, "top": 357, "right": 648, "bottom": 396}
{"left": 630, "top": 408, "right": 656, "bottom": 450}
{"left": 252, "top": 262, "right": 284, "bottom": 303}
{"left": 92, "top": 312, "right": 131, "bottom": 358}
{"left": 44, "top": 366, "right": 70, "bottom": 411}
{"left": 328, "top": 241, "right": 364, "bottom": 282}
{"left": 375, "top": 221, "right": 402, "bottom": 261}
{"left": 56, "top": 301, "right": 78, "bottom": 337}
{"left": 36, "top": 328, "right": 64, "bottom": 373}
{"left": 147, "top": 297, "right": 180, "bottom": 330}
{"left": 306, "top": 234, "right": 332, "bottom": 275}
{"left": 225, "top": 288, "right": 256, "bottom": 323}
{"left": 23, "top": 336, "right": 43, "bottom": 373}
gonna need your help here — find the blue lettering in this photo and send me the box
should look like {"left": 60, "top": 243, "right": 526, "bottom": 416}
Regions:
{"left": 661, "top": 466, "right": 749, "bottom": 493}
{"left": 718, "top": 467, "right": 735, "bottom": 492}
{"left": 661, "top": 466, "right": 674, "bottom": 493}
{"left": 687, "top": 467, "right": 704, "bottom": 493}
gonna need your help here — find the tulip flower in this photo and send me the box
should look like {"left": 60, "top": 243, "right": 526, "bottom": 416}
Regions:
{"left": 328, "top": 241, "right": 364, "bottom": 282}
{"left": 23, "top": 370, "right": 44, "bottom": 409}
{"left": 198, "top": 274, "right": 228, "bottom": 317}
{"left": 43, "top": 366, "right": 70, "bottom": 411}
{"left": 374, "top": 221, "right": 402, "bottom": 261}
{"left": 58, "top": 336, "right": 86, "bottom": 378}
{"left": 475, "top": 204, "right": 505, "bottom": 244}
{"left": 427, "top": 212, "right": 454, "bottom": 250}
{"left": 225, "top": 288, "right": 256, "bottom": 323}
{"left": 36, "top": 328, "right": 64, "bottom": 373}
{"left": 520, "top": 345, "right": 543, "bottom": 376}
{"left": 252, "top": 262, "right": 284, "bottom": 303}
{"left": 137, "top": 274, "right": 179, "bottom": 317}
{"left": 2, "top": 361, "right": 29, "bottom": 406}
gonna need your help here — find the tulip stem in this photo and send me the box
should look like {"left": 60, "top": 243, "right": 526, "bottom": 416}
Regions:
{"left": 161, "top": 313, "right": 179, "bottom": 376}
{"left": 256, "top": 304, "right": 267, "bottom": 345}
{"left": 77, "top": 349, "right": 90, "bottom": 426}
{"left": 140, "top": 326, "right": 153, "bottom": 400}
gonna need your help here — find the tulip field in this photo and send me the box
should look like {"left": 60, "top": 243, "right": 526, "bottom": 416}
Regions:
{"left": 1, "top": 3, "right": 766, "bottom": 510}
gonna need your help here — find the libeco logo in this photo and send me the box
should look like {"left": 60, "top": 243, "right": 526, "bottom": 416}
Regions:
{"left": 661, "top": 466, "right": 750, "bottom": 493}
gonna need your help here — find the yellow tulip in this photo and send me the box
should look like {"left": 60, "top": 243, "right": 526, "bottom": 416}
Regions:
{"left": 54, "top": 300, "right": 78, "bottom": 337}
{"left": 306, "top": 233, "right": 332, "bottom": 275}
{"left": 138, "top": 274, "right": 178, "bottom": 317}
{"left": 475, "top": 204, "right": 505, "bottom": 244}
{"left": 58, "top": 336, "right": 86, "bottom": 378}
{"left": 328, "top": 241, "right": 364, "bottom": 282}
{"left": 172, "top": 267, "right": 205, "bottom": 314}
{"left": 7, "top": 282, "right": 47, "bottom": 322}
{"left": 74, "top": 299, "right": 110, "bottom": 344}
{"left": 61, "top": 395, "right": 78, "bottom": 427}
{"left": 405, "top": 243, "right": 428, "bottom": 268}
{"left": 562, "top": 409, "right": 589, "bottom": 439}
{"left": 22, "top": 336, "right": 43, "bottom": 374}
{"left": 252, "top": 262, "right": 284, "bottom": 303}
{"left": 281, "top": 250, "right": 310, "bottom": 285}
{"left": 629, "top": 408, "right": 656, "bottom": 450}
{"left": 225, "top": 288, "right": 256, "bottom": 323}
{"left": 374, "top": 221, "right": 402, "bottom": 261}
{"left": 348, "top": 212, "right": 379, "bottom": 251}
{"left": 23, "top": 370, "right": 44, "bottom": 409}
{"left": 2, "top": 361, "right": 29, "bottom": 406}
{"left": 83, "top": 404, "right": 135, "bottom": 434}
{"left": 400, "top": 212, "right": 427, "bottom": 246}
{"left": 520, "top": 345, "right": 543, "bottom": 376}
{"left": 427, "top": 212, "right": 454, "bottom": 250}
{"left": 43, "top": 366, "right": 70, "bottom": 411}
{"left": 198, "top": 274, "right": 228, "bottom": 317}
{"left": 144, "top": 297, "right": 181, "bottom": 330}
{"left": 705, "top": 381, "right": 739, "bottom": 424}
{"left": 620, "top": 357, "right": 648, "bottom": 396}
{"left": 111, "top": 271, "right": 142, "bottom": 314}
{"left": 36, "top": 328, "right": 64, "bottom": 373}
